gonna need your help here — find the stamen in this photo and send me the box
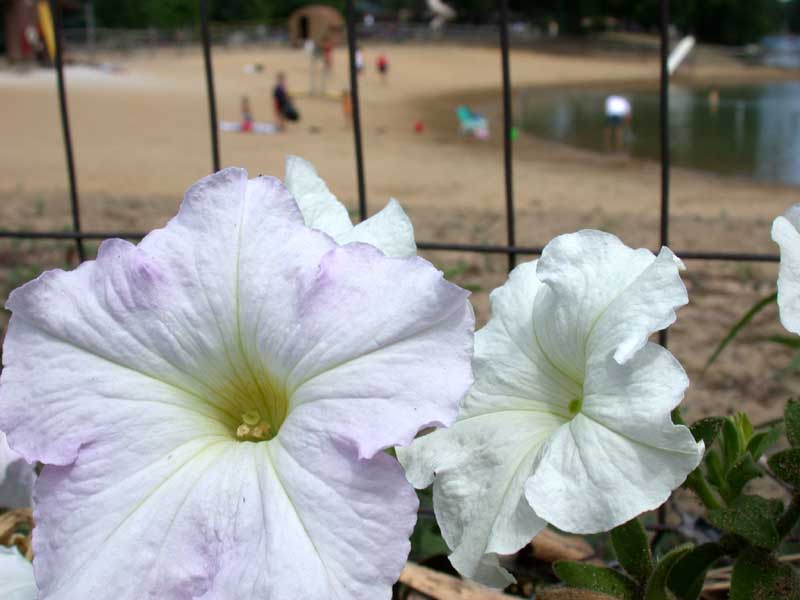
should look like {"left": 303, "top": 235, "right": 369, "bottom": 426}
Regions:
{"left": 236, "top": 413, "right": 273, "bottom": 442}
{"left": 568, "top": 397, "right": 583, "bottom": 417}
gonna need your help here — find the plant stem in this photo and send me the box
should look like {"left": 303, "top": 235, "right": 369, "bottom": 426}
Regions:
{"left": 778, "top": 494, "right": 800, "bottom": 539}
{"left": 687, "top": 471, "right": 722, "bottom": 511}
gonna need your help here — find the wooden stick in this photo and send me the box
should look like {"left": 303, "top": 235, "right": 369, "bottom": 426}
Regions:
{"left": 399, "top": 562, "right": 517, "bottom": 600}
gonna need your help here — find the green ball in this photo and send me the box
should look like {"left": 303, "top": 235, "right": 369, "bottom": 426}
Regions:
{"left": 510, "top": 127, "right": 520, "bottom": 141}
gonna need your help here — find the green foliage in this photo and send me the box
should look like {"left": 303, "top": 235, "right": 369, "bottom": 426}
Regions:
{"left": 643, "top": 544, "right": 692, "bottom": 600}
{"left": 553, "top": 561, "right": 637, "bottom": 599}
{"left": 667, "top": 543, "right": 725, "bottom": 600}
{"left": 704, "top": 292, "right": 777, "bottom": 372}
{"left": 730, "top": 548, "right": 800, "bottom": 600}
{"left": 769, "top": 449, "right": 800, "bottom": 488}
{"left": 786, "top": 399, "right": 800, "bottom": 448}
{"left": 689, "top": 417, "right": 724, "bottom": 448}
{"left": 610, "top": 519, "right": 653, "bottom": 584}
{"left": 707, "top": 495, "right": 783, "bottom": 549}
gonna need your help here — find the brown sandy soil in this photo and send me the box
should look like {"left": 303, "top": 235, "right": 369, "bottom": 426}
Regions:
{"left": 0, "top": 43, "right": 799, "bottom": 430}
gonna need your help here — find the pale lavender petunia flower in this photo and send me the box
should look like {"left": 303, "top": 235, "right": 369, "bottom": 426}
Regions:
{"left": 0, "top": 167, "right": 474, "bottom": 599}
{"left": 400, "top": 230, "right": 702, "bottom": 586}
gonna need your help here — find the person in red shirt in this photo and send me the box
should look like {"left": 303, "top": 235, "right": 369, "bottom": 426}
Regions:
{"left": 376, "top": 53, "right": 389, "bottom": 84}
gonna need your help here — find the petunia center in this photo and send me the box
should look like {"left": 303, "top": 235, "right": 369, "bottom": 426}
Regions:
{"left": 211, "top": 361, "right": 288, "bottom": 442}
{"left": 568, "top": 396, "right": 583, "bottom": 416}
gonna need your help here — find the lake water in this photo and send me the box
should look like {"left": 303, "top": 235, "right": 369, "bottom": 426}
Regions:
{"left": 520, "top": 81, "right": 800, "bottom": 186}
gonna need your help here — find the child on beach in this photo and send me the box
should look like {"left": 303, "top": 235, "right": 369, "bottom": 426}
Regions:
{"left": 240, "top": 96, "right": 253, "bottom": 132}
{"left": 273, "top": 72, "right": 299, "bottom": 131}
{"left": 376, "top": 53, "right": 389, "bottom": 83}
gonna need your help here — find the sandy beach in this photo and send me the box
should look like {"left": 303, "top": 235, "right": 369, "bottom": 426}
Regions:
{"left": 1, "top": 43, "right": 798, "bottom": 427}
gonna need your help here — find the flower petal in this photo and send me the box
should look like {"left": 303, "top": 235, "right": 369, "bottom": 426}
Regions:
{"left": 0, "top": 433, "right": 34, "bottom": 509}
{"left": 525, "top": 343, "right": 702, "bottom": 533}
{"left": 535, "top": 231, "right": 687, "bottom": 374}
{"left": 772, "top": 206, "right": 800, "bottom": 335}
{"left": 285, "top": 243, "right": 474, "bottom": 458}
{"left": 464, "top": 261, "right": 579, "bottom": 419}
{"left": 31, "top": 415, "right": 416, "bottom": 598}
{"left": 0, "top": 545, "right": 36, "bottom": 600}
{"left": 284, "top": 155, "right": 354, "bottom": 239}
{"left": 338, "top": 199, "right": 417, "bottom": 258}
{"left": 399, "top": 411, "right": 553, "bottom": 587}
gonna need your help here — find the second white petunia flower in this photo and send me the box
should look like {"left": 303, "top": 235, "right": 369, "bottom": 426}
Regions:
{"left": 400, "top": 230, "right": 703, "bottom": 587}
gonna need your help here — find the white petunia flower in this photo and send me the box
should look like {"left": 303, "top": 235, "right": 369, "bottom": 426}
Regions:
{"left": 0, "top": 167, "right": 474, "bottom": 599}
{"left": 772, "top": 204, "right": 800, "bottom": 334}
{"left": 0, "top": 432, "right": 34, "bottom": 510}
{"left": 399, "top": 230, "right": 703, "bottom": 587}
{"left": 0, "top": 545, "right": 37, "bottom": 600}
{"left": 285, "top": 155, "right": 416, "bottom": 257}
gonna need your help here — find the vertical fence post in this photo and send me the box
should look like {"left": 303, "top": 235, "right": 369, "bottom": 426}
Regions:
{"left": 49, "top": 0, "right": 85, "bottom": 262}
{"left": 658, "top": 0, "right": 670, "bottom": 349}
{"left": 200, "top": 0, "right": 220, "bottom": 172}
{"left": 498, "top": 0, "right": 516, "bottom": 271}
{"left": 345, "top": 0, "right": 368, "bottom": 222}
{"left": 657, "top": 0, "right": 671, "bottom": 533}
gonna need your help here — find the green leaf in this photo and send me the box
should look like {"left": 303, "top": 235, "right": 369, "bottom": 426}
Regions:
{"left": 644, "top": 543, "right": 693, "bottom": 600}
{"left": 722, "top": 418, "right": 743, "bottom": 467}
{"left": 769, "top": 449, "right": 800, "bottom": 488}
{"left": 707, "top": 495, "right": 783, "bottom": 549}
{"left": 610, "top": 518, "right": 653, "bottom": 583}
{"left": 787, "top": 399, "right": 800, "bottom": 448}
{"left": 690, "top": 417, "right": 724, "bottom": 448}
{"left": 704, "top": 292, "right": 777, "bottom": 371}
{"left": 553, "top": 561, "right": 637, "bottom": 600}
{"left": 765, "top": 334, "right": 800, "bottom": 349}
{"left": 730, "top": 548, "right": 800, "bottom": 600}
{"left": 667, "top": 543, "right": 725, "bottom": 600}
{"left": 727, "top": 453, "right": 763, "bottom": 498}
{"left": 704, "top": 450, "right": 725, "bottom": 487}
{"left": 747, "top": 427, "right": 782, "bottom": 461}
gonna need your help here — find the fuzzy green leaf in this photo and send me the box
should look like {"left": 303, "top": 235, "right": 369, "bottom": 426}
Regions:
{"left": 667, "top": 543, "right": 725, "bottom": 600}
{"left": 727, "top": 453, "right": 763, "bottom": 497}
{"left": 705, "top": 450, "right": 725, "bottom": 487}
{"left": 690, "top": 417, "right": 724, "bottom": 448}
{"left": 611, "top": 518, "right": 653, "bottom": 583}
{"left": 769, "top": 449, "right": 800, "bottom": 488}
{"left": 730, "top": 548, "right": 800, "bottom": 600}
{"left": 747, "top": 428, "right": 782, "bottom": 461}
{"left": 707, "top": 495, "right": 783, "bottom": 549}
{"left": 722, "top": 419, "right": 742, "bottom": 467}
{"left": 787, "top": 399, "right": 800, "bottom": 448}
{"left": 644, "top": 544, "right": 693, "bottom": 600}
{"left": 553, "top": 561, "right": 637, "bottom": 600}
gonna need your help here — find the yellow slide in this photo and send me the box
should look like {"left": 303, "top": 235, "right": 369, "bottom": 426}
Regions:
{"left": 37, "top": 0, "right": 56, "bottom": 62}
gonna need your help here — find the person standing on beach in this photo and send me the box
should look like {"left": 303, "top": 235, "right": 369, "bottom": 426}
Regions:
{"left": 604, "top": 94, "right": 632, "bottom": 153}
{"left": 377, "top": 53, "right": 389, "bottom": 84}
{"left": 273, "top": 72, "right": 299, "bottom": 132}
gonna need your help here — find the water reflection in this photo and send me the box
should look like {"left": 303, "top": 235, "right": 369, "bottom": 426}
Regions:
{"left": 520, "top": 82, "right": 800, "bottom": 186}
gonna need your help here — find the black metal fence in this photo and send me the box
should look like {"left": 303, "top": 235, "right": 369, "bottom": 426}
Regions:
{"left": 2, "top": 0, "right": 782, "bottom": 294}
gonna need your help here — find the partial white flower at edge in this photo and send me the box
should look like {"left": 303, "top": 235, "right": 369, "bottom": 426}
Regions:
{"left": 0, "top": 167, "right": 474, "bottom": 599}
{"left": 0, "top": 432, "right": 34, "bottom": 510}
{"left": 399, "top": 230, "right": 704, "bottom": 587}
{"left": 772, "top": 205, "right": 800, "bottom": 334}
{"left": 0, "top": 545, "right": 36, "bottom": 600}
{"left": 284, "top": 155, "right": 416, "bottom": 258}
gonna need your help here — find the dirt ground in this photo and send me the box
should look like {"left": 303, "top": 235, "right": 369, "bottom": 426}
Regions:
{"left": 1, "top": 43, "right": 799, "bottom": 428}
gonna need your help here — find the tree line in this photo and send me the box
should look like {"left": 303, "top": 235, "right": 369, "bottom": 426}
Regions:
{"left": 91, "top": 0, "right": 794, "bottom": 46}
